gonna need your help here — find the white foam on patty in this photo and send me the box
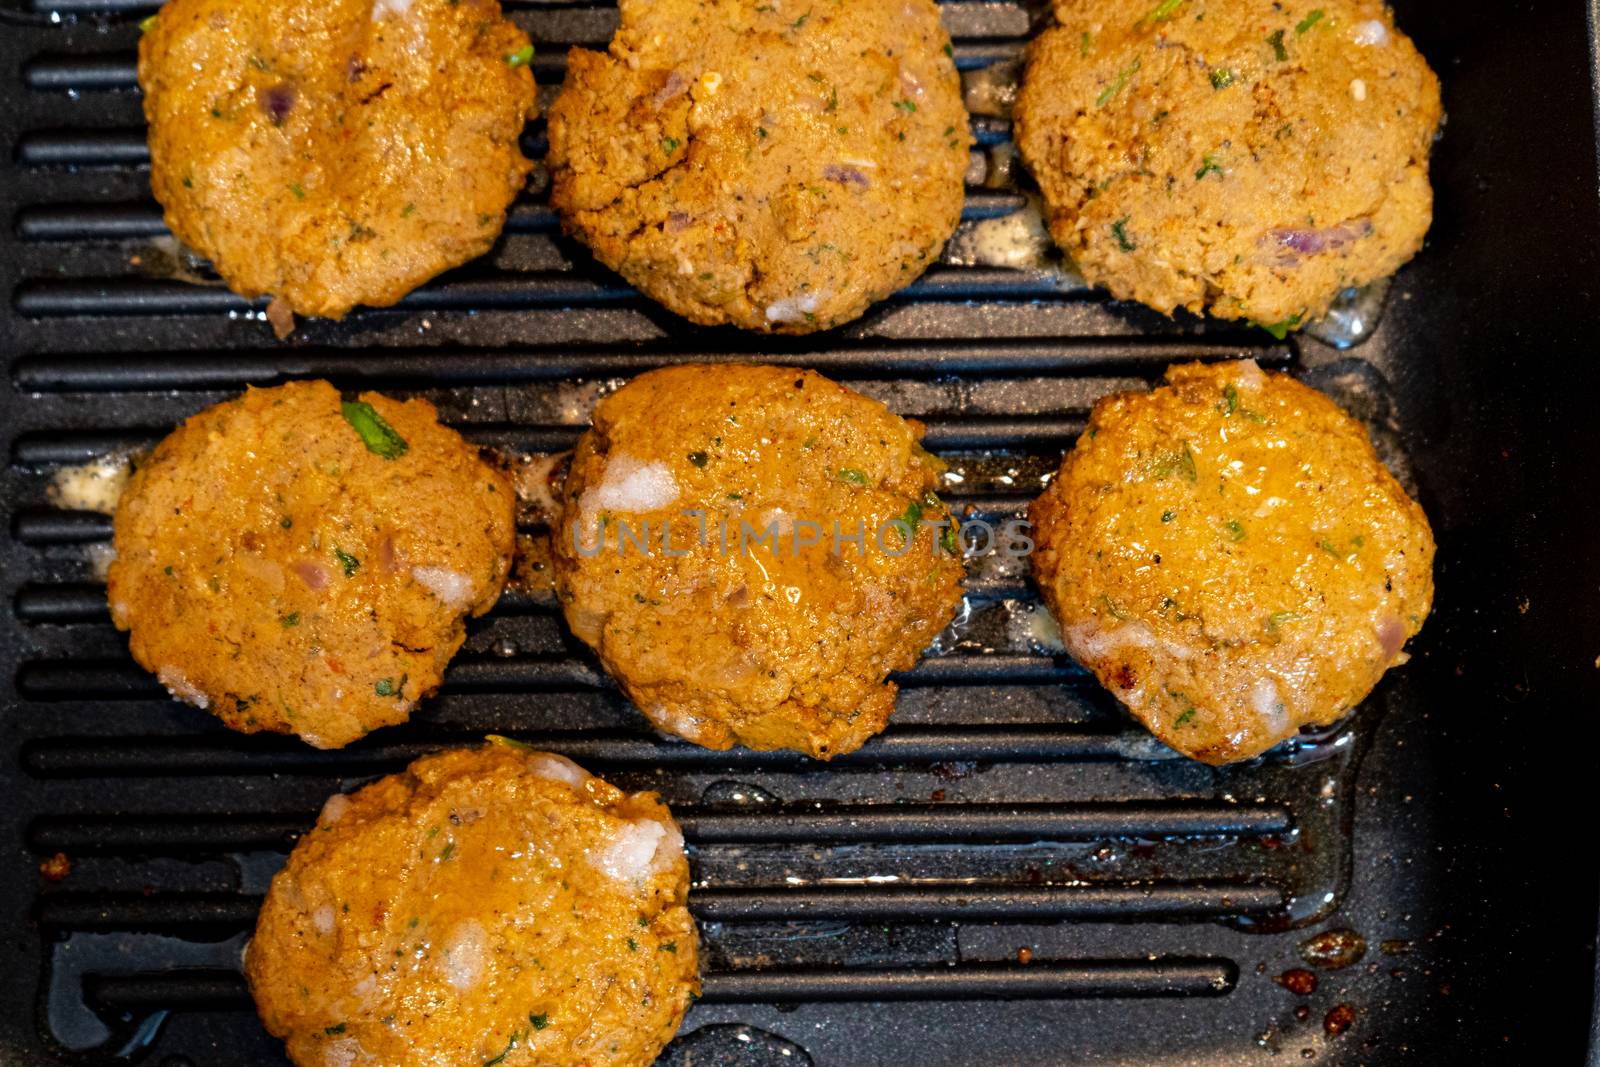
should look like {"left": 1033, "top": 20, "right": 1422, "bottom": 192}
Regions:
{"left": 412, "top": 566, "right": 474, "bottom": 609}
{"left": 527, "top": 753, "right": 590, "bottom": 790}
{"left": 591, "top": 817, "right": 682, "bottom": 886}
{"left": 579, "top": 454, "right": 679, "bottom": 515}
{"left": 157, "top": 665, "right": 210, "bottom": 709}
{"left": 1352, "top": 19, "right": 1390, "bottom": 46}
{"left": 440, "top": 920, "right": 488, "bottom": 991}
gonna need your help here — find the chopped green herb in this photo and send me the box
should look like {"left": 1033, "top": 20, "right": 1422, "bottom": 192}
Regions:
{"left": 324, "top": 1023, "right": 347, "bottom": 1035}
{"left": 530, "top": 1013, "right": 549, "bottom": 1031}
{"left": 893, "top": 99, "right": 918, "bottom": 113}
{"left": 1266, "top": 28, "right": 1288, "bottom": 61}
{"left": 163, "top": 565, "right": 174, "bottom": 576}
{"left": 1096, "top": 57, "right": 1141, "bottom": 107}
{"left": 1255, "top": 312, "right": 1303, "bottom": 339}
{"left": 939, "top": 523, "right": 960, "bottom": 556}
{"left": 1195, "top": 152, "right": 1224, "bottom": 180}
{"left": 280, "top": 515, "right": 293, "bottom": 529}
{"left": 627, "top": 937, "right": 639, "bottom": 951}
{"left": 1318, "top": 538, "right": 1343, "bottom": 558}
{"left": 282, "top": 612, "right": 300, "bottom": 628}
{"left": 340, "top": 400, "right": 409, "bottom": 459}
{"left": 757, "top": 126, "right": 769, "bottom": 138}
{"left": 791, "top": 9, "right": 810, "bottom": 29}
{"left": 439, "top": 841, "right": 456, "bottom": 862}
{"left": 1209, "top": 67, "right": 1234, "bottom": 89}
{"left": 139, "top": 13, "right": 158, "bottom": 32}
{"left": 1224, "top": 519, "right": 1246, "bottom": 542}
{"left": 1110, "top": 216, "right": 1136, "bottom": 251}
{"left": 1152, "top": 442, "right": 1199, "bottom": 482}
{"left": 660, "top": 941, "right": 678, "bottom": 953}
{"left": 687, "top": 450, "right": 708, "bottom": 468}
{"left": 484, "top": 1029, "right": 524, "bottom": 1067}
{"left": 1099, "top": 595, "right": 1129, "bottom": 621}
{"left": 1174, "top": 707, "right": 1197, "bottom": 727}
{"left": 1266, "top": 610, "right": 1303, "bottom": 634}
{"left": 661, "top": 136, "right": 682, "bottom": 154}
{"left": 506, "top": 44, "right": 534, "bottom": 68}
{"left": 837, "top": 467, "right": 868, "bottom": 486}
{"left": 332, "top": 547, "right": 360, "bottom": 577}
{"left": 1080, "top": 31, "right": 1092, "bottom": 55}
{"left": 402, "top": 202, "right": 416, "bottom": 218}
{"left": 375, "top": 677, "right": 398, "bottom": 697}
{"left": 1161, "top": 509, "right": 1175, "bottom": 523}
{"left": 1144, "top": 0, "right": 1184, "bottom": 23}
{"left": 897, "top": 499, "right": 924, "bottom": 538}
{"left": 1295, "top": 8, "right": 1324, "bottom": 33}
{"left": 943, "top": 42, "right": 954, "bottom": 58}
{"left": 1220, "top": 383, "right": 1240, "bottom": 415}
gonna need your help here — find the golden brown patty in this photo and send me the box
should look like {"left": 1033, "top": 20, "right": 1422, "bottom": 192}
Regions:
{"left": 546, "top": 0, "right": 971, "bottom": 333}
{"left": 1029, "top": 361, "right": 1433, "bottom": 764}
{"left": 138, "top": 0, "right": 535, "bottom": 320}
{"left": 1014, "top": 0, "right": 1441, "bottom": 329}
{"left": 108, "top": 381, "right": 514, "bottom": 748}
{"left": 552, "top": 364, "right": 966, "bottom": 759}
{"left": 246, "top": 741, "right": 699, "bottom": 1067}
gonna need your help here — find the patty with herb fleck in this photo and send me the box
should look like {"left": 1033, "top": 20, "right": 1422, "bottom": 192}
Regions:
{"left": 107, "top": 381, "right": 515, "bottom": 748}
{"left": 546, "top": 0, "right": 971, "bottom": 333}
{"left": 137, "top": 0, "right": 535, "bottom": 326}
{"left": 552, "top": 364, "right": 966, "bottom": 759}
{"left": 246, "top": 740, "right": 699, "bottom": 1067}
{"left": 1029, "top": 361, "right": 1433, "bottom": 764}
{"left": 1014, "top": 0, "right": 1441, "bottom": 331}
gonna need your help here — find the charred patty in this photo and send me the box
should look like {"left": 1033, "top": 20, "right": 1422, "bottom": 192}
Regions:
{"left": 246, "top": 741, "right": 699, "bottom": 1066}
{"left": 1014, "top": 0, "right": 1441, "bottom": 330}
{"left": 1029, "top": 360, "right": 1434, "bottom": 763}
{"left": 551, "top": 364, "right": 966, "bottom": 759}
{"left": 108, "top": 381, "right": 515, "bottom": 748}
{"left": 546, "top": 0, "right": 971, "bottom": 333}
{"left": 138, "top": 0, "right": 536, "bottom": 322}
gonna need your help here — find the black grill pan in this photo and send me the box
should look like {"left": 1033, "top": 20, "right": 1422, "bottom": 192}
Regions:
{"left": 3, "top": 0, "right": 1599, "bottom": 1063}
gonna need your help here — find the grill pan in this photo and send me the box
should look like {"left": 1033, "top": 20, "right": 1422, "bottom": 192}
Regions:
{"left": 3, "top": 0, "right": 1599, "bottom": 1063}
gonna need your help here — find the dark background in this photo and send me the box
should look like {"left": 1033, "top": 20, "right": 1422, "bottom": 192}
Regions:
{"left": 0, "top": 0, "right": 1597, "bottom": 1063}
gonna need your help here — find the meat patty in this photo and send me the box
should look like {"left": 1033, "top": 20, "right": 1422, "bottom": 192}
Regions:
{"left": 1029, "top": 361, "right": 1434, "bottom": 763}
{"left": 552, "top": 364, "right": 966, "bottom": 759}
{"left": 246, "top": 741, "right": 699, "bottom": 1067}
{"left": 1014, "top": 0, "right": 1441, "bottom": 330}
{"left": 138, "top": 0, "right": 535, "bottom": 321}
{"left": 546, "top": 0, "right": 971, "bottom": 333}
{"left": 107, "top": 381, "right": 515, "bottom": 748}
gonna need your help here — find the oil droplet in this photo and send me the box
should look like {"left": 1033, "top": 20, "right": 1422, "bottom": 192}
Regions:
{"left": 962, "top": 58, "right": 1022, "bottom": 117}
{"left": 700, "top": 781, "right": 781, "bottom": 807}
{"left": 1323, "top": 1002, "right": 1356, "bottom": 1037}
{"left": 112, "top": 1011, "right": 170, "bottom": 1060}
{"left": 659, "top": 1024, "right": 813, "bottom": 1066}
{"left": 1305, "top": 278, "right": 1390, "bottom": 348}
{"left": 1298, "top": 928, "right": 1368, "bottom": 970}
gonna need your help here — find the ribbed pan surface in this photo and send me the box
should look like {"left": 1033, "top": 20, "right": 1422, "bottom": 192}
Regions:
{"left": 4, "top": 1, "right": 1600, "bottom": 1064}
